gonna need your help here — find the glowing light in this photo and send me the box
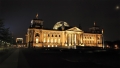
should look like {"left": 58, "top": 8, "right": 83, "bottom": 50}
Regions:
{"left": 115, "top": 45, "right": 118, "bottom": 49}
{"left": 44, "top": 38, "right": 46, "bottom": 42}
{"left": 65, "top": 44, "right": 67, "bottom": 46}
{"left": 36, "top": 39, "right": 38, "bottom": 43}
{"left": 56, "top": 45, "right": 57, "bottom": 47}
{"left": 44, "top": 34, "right": 46, "bottom": 37}
{"left": 58, "top": 39, "right": 60, "bottom": 43}
{"left": 48, "top": 39, "right": 49, "bottom": 42}
{"left": 52, "top": 45, "right": 54, "bottom": 47}
{"left": 102, "top": 29, "right": 103, "bottom": 34}
{"left": 16, "top": 38, "right": 23, "bottom": 40}
{"left": 116, "top": 6, "right": 119, "bottom": 9}
{"left": 48, "top": 45, "right": 50, "bottom": 47}
{"left": 106, "top": 45, "right": 110, "bottom": 48}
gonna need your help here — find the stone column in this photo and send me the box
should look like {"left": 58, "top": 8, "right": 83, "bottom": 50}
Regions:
{"left": 70, "top": 34, "right": 73, "bottom": 46}
{"left": 62, "top": 31, "right": 65, "bottom": 46}
{"left": 65, "top": 33, "right": 67, "bottom": 46}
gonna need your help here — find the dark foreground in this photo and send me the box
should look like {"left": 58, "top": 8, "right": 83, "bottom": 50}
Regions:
{"left": 0, "top": 48, "right": 120, "bottom": 68}
{"left": 19, "top": 48, "right": 120, "bottom": 68}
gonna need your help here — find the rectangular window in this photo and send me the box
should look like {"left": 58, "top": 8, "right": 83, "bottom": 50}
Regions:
{"left": 51, "top": 39, "right": 53, "bottom": 43}
{"left": 48, "top": 38, "right": 49, "bottom": 42}
{"left": 44, "top": 38, "right": 46, "bottom": 42}
{"left": 55, "top": 39, "right": 56, "bottom": 43}
{"left": 58, "top": 39, "right": 60, "bottom": 43}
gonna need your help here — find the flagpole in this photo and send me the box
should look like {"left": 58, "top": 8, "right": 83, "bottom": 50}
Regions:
{"left": 102, "top": 29, "right": 104, "bottom": 49}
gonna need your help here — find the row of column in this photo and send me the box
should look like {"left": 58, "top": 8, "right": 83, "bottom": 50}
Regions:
{"left": 65, "top": 33, "right": 83, "bottom": 46}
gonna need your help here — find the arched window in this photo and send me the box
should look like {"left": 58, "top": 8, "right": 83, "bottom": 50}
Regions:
{"left": 48, "top": 34, "right": 50, "bottom": 37}
{"left": 52, "top": 35, "right": 54, "bottom": 37}
{"left": 55, "top": 35, "right": 57, "bottom": 37}
{"left": 35, "top": 33, "right": 39, "bottom": 37}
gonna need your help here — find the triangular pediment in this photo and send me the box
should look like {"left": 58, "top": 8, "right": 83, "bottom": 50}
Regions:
{"left": 66, "top": 27, "right": 83, "bottom": 31}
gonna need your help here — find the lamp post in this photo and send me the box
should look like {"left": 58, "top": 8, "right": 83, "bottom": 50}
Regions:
{"left": 102, "top": 29, "right": 104, "bottom": 49}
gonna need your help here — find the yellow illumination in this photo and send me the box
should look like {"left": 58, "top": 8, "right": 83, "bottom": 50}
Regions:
{"left": 55, "top": 39, "right": 56, "bottom": 42}
{"left": 36, "top": 39, "right": 38, "bottom": 43}
{"left": 48, "top": 38, "right": 49, "bottom": 42}
{"left": 44, "top": 34, "right": 46, "bottom": 37}
{"left": 80, "top": 44, "right": 84, "bottom": 46}
{"left": 58, "top": 39, "right": 60, "bottom": 43}
{"left": 26, "top": 20, "right": 103, "bottom": 48}
{"left": 44, "top": 38, "right": 46, "bottom": 42}
{"left": 51, "top": 39, "right": 53, "bottom": 43}
{"left": 75, "top": 34, "right": 76, "bottom": 43}
{"left": 65, "top": 44, "right": 67, "bottom": 46}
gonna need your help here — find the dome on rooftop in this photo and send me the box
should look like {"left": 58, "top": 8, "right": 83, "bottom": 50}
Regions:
{"left": 53, "top": 21, "right": 69, "bottom": 30}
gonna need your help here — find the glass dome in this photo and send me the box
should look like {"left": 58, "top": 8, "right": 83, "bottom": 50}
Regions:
{"left": 53, "top": 21, "right": 69, "bottom": 30}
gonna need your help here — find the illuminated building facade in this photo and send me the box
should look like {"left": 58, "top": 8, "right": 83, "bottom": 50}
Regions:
{"left": 25, "top": 15, "right": 103, "bottom": 48}
{"left": 16, "top": 38, "right": 23, "bottom": 47}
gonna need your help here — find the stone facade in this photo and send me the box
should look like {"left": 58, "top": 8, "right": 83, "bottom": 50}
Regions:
{"left": 25, "top": 16, "right": 103, "bottom": 48}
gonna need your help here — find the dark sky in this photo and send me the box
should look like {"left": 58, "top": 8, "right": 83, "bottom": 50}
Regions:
{"left": 0, "top": 0, "right": 120, "bottom": 42}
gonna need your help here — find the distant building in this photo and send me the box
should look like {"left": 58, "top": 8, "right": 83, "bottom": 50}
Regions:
{"left": 25, "top": 14, "right": 103, "bottom": 48}
{"left": 16, "top": 38, "right": 24, "bottom": 47}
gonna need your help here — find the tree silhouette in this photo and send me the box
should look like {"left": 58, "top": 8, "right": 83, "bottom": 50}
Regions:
{"left": 0, "top": 19, "right": 14, "bottom": 46}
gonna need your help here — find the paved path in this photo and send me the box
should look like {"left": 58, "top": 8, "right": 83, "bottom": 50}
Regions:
{"left": 0, "top": 49, "right": 29, "bottom": 68}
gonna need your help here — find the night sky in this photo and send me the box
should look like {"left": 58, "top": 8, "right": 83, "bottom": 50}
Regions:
{"left": 0, "top": 0, "right": 120, "bottom": 42}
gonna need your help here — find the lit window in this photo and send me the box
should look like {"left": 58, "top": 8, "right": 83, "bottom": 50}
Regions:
{"left": 36, "top": 39, "right": 38, "bottom": 43}
{"left": 44, "top": 34, "right": 46, "bottom": 37}
{"left": 48, "top": 38, "right": 49, "bottom": 42}
{"left": 52, "top": 45, "right": 54, "bottom": 47}
{"left": 56, "top": 45, "right": 57, "bottom": 47}
{"left": 48, "top": 45, "right": 50, "bottom": 47}
{"left": 65, "top": 44, "right": 67, "bottom": 46}
{"left": 51, "top": 39, "right": 53, "bottom": 43}
{"left": 55, "top": 35, "right": 57, "bottom": 37}
{"left": 58, "top": 39, "right": 60, "bottom": 43}
{"left": 44, "top": 38, "right": 46, "bottom": 42}
{"left": 55, "top": 39, "right": 56, "bottom": 43}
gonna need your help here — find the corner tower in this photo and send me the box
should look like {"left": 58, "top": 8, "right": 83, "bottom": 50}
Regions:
{"left": 30, "top": 13, "right": 43, "bottom": 28}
